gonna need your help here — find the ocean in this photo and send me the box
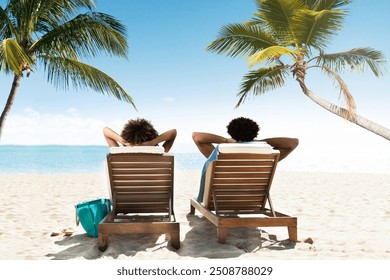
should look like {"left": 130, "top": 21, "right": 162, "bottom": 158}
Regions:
{"left": 1, "top": 145, "right": 389, "bottom": 174}
{"left": 0, "top": 145, "right": 205, "bottom": 174}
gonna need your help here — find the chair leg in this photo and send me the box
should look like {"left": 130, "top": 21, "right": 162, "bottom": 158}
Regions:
{"left": 287, "top": 225, "right": 298, "bottom": 242}
{"left": 217, "top": 227, "right": 227, "bottom": 244}
{"left": 98, "top": 233, "right": 109, "bottom": 252}
{"left": 170, "top": 231, "right": 180, "bottom": 250}
{"left": 189, "top": 204, "right": 195, "bottom": 215}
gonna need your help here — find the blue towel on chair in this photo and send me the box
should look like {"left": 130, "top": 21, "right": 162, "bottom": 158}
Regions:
{"left": 196, "top": 145, "right": 219, "bottom": 203}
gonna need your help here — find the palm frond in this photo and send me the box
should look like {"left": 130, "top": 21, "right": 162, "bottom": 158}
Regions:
{"left": 34, "top": 0, "right": 96, "bottom": 30}
{"left": 236, "top": 64, "right": 291, "bottom": 107}
{"left": 5, "top": 0, "right": 49, "bottom": 40}
{"left": 0, "top": 38, "right": 34, "bottom": 73}
{"left": 8, "top": 0, "right": 95, "bottom": 24}
{"left": 308, "top": 0, "right": 351, "bottom": 11}
{"left": 251, "top": 0, "right": 304, "bottom": 44}
{"left": 246, "top": 46, "right": 298, "bottom": 67}
{"left": 41, "top": 55, "right": 136, "bottom": 109}
{"left": 311, "top": 47, "right": 386, "bottom": 77}
{"left": 31, "top": 12, "right": 128, "bottom": 59}
{"left": 293, "top": 7, "right": 346, "bottom": 50}
{"left": 206, "top": 23, "right": 276, "bottom": 58}
{"left": 319, "top": 65, "right": 356, "bottom": 121}
{"left": 61, "top": 0, "right": 96, "bottom": 10}
{"left": 0, "top": 5, "right": 19, "bottom": 40}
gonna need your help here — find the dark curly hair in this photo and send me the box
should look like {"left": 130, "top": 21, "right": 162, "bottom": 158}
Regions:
{"left": 121, "top": 118, "right": 159, "bottom": 144}
{"left": 227, "top": 117, "right": 260, "bottom": 142}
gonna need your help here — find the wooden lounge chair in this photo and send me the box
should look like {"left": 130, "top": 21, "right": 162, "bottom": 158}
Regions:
{"left": 98, "top": 146, "right": 180, "bottom": 251}
{"left": 190, "top": 143, "right": 297, "bottom": 244}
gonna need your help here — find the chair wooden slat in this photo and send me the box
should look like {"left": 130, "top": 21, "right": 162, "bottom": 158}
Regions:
{"left": 111, "top": 167, "right": 172, "bottom": 173}
{"left": 213, "top": 178, "right": 270, "bottom": 185}
{"left": 215, "top": 166, "right": 274, "bottom": 173}
{"left": 112, "top": 180, "right": 173, "bottom": 187}
{"left": 214, "top": 172, "right": 271, "bottom": 179}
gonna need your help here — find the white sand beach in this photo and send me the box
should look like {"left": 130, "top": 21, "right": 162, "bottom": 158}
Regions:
{"left": 0, "top": 170, "right": 389, "bottom": 260}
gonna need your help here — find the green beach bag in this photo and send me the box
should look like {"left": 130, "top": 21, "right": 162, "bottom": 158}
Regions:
{"left": 76, "top": 198, "right": 111, "bottom": 237}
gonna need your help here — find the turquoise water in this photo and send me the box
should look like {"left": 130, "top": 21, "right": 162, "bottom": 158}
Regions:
{"left": 1, "top": 145, "right": 389, "bottom": 174}
{"left": 0, "top": 145, "right": 205, "bottom": 174}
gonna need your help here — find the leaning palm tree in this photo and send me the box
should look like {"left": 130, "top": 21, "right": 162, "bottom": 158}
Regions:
{"left": 0, "top": 0, "right": 136, "bottom": 140}
{"left": 207, "top": 0, "right": 390, "bottom": 141}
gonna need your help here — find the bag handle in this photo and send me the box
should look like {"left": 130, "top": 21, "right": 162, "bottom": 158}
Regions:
{"left": 75, "top": 205, "right": 80, "bottom": 226}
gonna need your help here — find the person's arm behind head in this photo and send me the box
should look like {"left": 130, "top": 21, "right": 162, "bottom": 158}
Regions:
{"left": 260, "top": 137, "right": 299, "bottom": 161}
{"left": 103, "top": 127, "right": 129, "bottom": 147}
{"left": 192, "top": 132, "right": 236, "bottom": 158}
{"left": 141, "top": 129, "right": 177, "bottom": 153}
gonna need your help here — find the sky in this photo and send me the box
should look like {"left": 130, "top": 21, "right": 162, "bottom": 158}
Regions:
{"left": 1, "top": 0, "right": 389, "bottom": 172}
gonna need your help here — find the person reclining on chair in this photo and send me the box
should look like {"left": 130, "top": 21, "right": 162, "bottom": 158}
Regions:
{"left": 103, "top": 118, "right": 177, "bottom": 152}
{"left": 192, "top": 117, "right": 298, "bottom": 160}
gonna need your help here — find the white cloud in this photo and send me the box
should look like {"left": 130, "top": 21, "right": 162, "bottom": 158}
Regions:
{"left": 66, "top": 107, "right": 79, "bottom": 116}
{"left": 2, "top": 110, "right": 109, "bottom": 145}
{"left": 162, "top": 96, "right": 175, "bottom": 103}
{"left": 23, "top": 107, "right": 40, "bottom": 117}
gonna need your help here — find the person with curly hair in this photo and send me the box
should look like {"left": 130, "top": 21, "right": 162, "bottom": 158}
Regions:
{"left": 192, "top": 117, "right": 299, "bottom": 160}
{"left": 103, "top": 118, "right": 176, "bottom": 152}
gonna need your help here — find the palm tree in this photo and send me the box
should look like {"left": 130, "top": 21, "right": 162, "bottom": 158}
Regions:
{"left": 207, "top": 0, "right": 390, "bottom": 141}
{"left": 0, "top": 0, "right": 136, "bottom": 140}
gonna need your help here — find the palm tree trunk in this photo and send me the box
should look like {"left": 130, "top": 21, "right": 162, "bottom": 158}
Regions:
{"left": 296, "top": 75, "right": 390, "bottom": 141}
{"left": 0, "top": 73, "right": 23, "bottom": 141}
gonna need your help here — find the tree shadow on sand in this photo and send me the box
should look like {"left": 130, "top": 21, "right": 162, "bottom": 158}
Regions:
{"left": 177, "top": 214, "right": 296, "bottom": 258}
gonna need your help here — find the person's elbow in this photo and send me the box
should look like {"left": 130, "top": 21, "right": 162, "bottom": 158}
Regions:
{"left": 103, "top": 127, "right": 110, "bottom": 136}
{"left": 192, "top": 132, "right": 201, "bottom": 143}
{"left": 168, "top": 129, "right": 177, "bottom": 140}
{"left": 291, "top": 138, "right": 299, "bottom": 149}
{"left": 285, "top": 138, "right": 299, "bottom": 153}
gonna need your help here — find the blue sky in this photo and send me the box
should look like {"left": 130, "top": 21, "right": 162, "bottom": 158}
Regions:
{"left": 1, "top": 0, "right": 389, "bottom": 171}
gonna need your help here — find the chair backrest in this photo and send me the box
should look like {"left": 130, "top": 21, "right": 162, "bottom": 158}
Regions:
{"left": 106, "top": 152, "right": 174, "bottom": 217}
{"left": 203, "top": 150, "right": 280, "bottom": 215}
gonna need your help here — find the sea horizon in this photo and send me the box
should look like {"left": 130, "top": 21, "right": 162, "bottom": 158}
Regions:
{"left": 1, "top": 144, "right": 389, "bottom": 174}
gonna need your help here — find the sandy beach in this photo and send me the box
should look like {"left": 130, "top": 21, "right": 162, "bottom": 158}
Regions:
{"left": 0, "top": 170, "right": 389, "bottom": 260}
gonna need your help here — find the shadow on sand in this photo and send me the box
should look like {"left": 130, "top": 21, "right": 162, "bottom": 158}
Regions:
{"left": 47, "top": 213, "right": 296, "bottom": 260}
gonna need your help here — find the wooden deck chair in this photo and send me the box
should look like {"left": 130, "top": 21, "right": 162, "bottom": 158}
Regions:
{"left": 98, "top": 146, "right": 180, "bottom": 251}
{"left": 190, "top": 143, "right": 297, "bottom": 244}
